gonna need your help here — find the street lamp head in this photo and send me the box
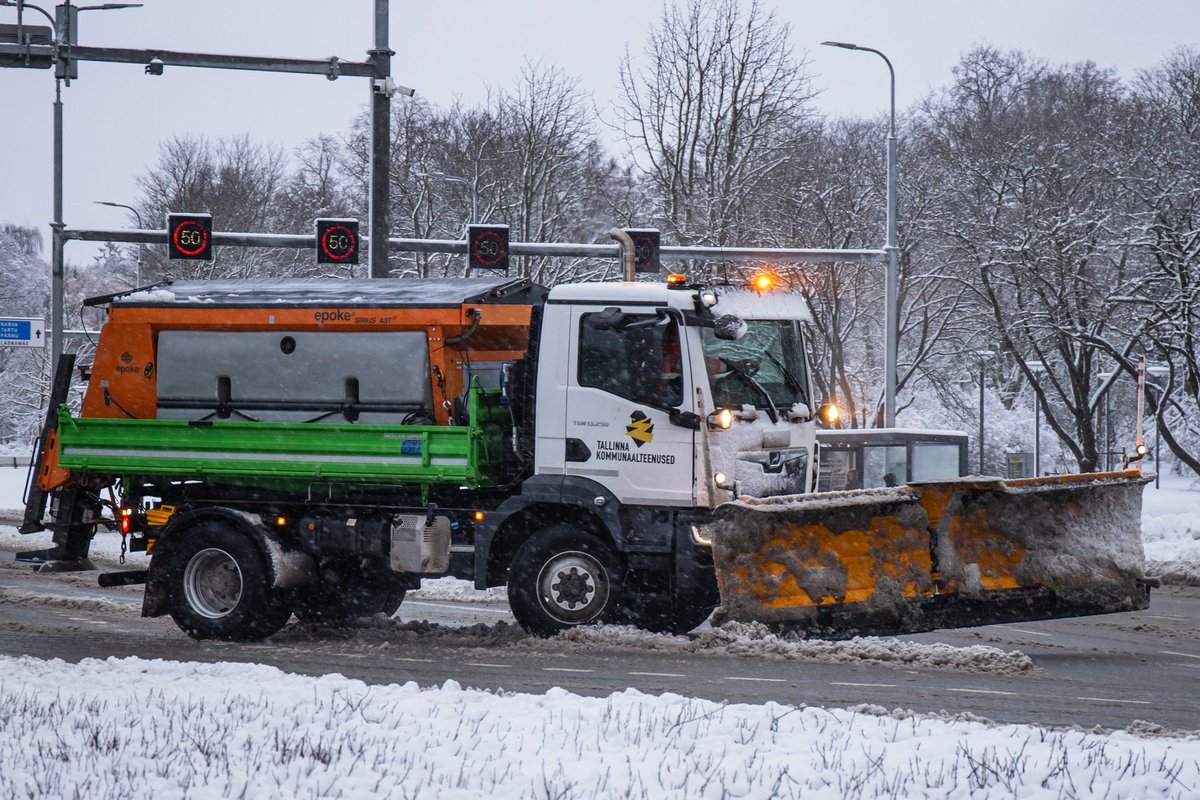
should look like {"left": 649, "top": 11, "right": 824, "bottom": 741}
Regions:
{"left": 93, "top": 200, "right": 141, "bottom": 223}
{"left": 821, "top": 40, "right": 859, "bottom": 50}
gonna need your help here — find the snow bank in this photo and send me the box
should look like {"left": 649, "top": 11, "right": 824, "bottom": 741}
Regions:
{"left": 560, "top": 621, "right": 1033, "bottom": 674}
{"left": 0, "top": 655, "right": 1194, "bottom": 800}
{"left": 0, "top": 585, "right": 138, "bottom": 616}
{"left": 269, "top": 617, "right": 1031, "bottom": 677}
{"left": 1142, "top": 473, "right": 1200, "bottom": 585}
{"left": 411, "top": 577, "right": 508, "bottom": 603}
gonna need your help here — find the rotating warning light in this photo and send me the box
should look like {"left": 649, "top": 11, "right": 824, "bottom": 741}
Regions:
{"left": 750, "top": 272, "right": 778, "bottom": 292}
{"left": 666, "top": 273, "right": 688, "bottom": 287}
{"left": 468, "top": 224, "right": 509, "bottom": 273}
{"left": 167, "top": 213, "right": 213, "bottom": 261}
{"left": 315, "top": 218, "right": 359, "bottom": 265}
{"left": 820, "top": 402, "right": 841, "bottom": 426}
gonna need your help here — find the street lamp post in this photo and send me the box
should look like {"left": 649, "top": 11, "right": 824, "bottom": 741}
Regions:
{"left": 976, "top": 350, "right": 993, "bottom": 474}
{"left": 94, "top": 200, "right": 143, "bottom": 286}
{"left": 1098, "top": 370, "right": 1117, "bottom": 471}
{"left": 1145, "top": 365, "right": 1169, "bottom": 489}
{"left": 822, "top": 40, "right": 899, "bottom": 428}
{"left": 979, "top": 362, "right": 986, "bottom": 474}
{"left": 1028, "top": 361, "right": 1047, "bottom": 476}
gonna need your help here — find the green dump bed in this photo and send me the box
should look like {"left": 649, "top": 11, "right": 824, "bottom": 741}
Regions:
{"left": 55, "top": 386, "right": 509, "bottom": 492}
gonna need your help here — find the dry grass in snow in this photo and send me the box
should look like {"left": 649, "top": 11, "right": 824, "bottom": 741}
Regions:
{"left": 1, "top": 655, "right": 1196, "bottom": 800}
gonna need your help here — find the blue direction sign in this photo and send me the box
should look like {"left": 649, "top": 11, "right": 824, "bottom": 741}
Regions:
{"left": 0, "top": 317, "right": 46, "bottom": 348}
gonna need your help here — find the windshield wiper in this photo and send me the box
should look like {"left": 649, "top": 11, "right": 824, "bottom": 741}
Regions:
{"left": 725, "top": 361, "right": 780, "bottom": 424}
{"left": 764, "top": 351, "right": 805, "bottom": 400}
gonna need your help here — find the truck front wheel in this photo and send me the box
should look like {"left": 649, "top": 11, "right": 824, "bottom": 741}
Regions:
{"left": 507, "top": 526, "right": 622, "bottom": 637}
{"left": 165, "top": 521, "right": 292, "bottom": 641}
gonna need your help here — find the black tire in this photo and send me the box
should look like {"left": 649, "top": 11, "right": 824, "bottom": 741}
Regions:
{"left": 164, "top": 520, "right": 292, "bottom": 641}
{"left": 293, "top": 580, "right": 406, "bottom": 623}
{"left": 507, "top": 525, "right": 623, "bottom": 637}
{"left": 630, "top": 595, "right": 716, "bottom": 636}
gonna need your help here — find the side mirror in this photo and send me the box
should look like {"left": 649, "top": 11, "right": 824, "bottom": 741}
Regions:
{"left": 713, "top": 314, "right": 746, "bottom": 341}
{"left": 587, "top": 307, "right": 627, "bottom": 330}
{"left": 669, "top": 410, "right": 702, "bottom": 430}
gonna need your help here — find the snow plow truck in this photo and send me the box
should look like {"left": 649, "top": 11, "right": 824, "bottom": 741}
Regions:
{"left": 20, "top": 275, "right": 1154, "bottom": 640}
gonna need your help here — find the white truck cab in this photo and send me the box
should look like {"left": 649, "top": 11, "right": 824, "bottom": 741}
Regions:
{"left": 535, "top": 279, "right": 818, "bottom": 509}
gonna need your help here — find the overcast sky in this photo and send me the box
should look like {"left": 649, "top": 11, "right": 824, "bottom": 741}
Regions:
{"left": 2, "top": 0, "right": 1196, "bottom": 264}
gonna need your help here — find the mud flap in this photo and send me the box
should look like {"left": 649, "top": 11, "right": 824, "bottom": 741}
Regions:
{"left": 19, "top": 353, "right": 75, "bottom": 536}
{"left": 706, "top": 470, "right": 1152, "bottom": 636}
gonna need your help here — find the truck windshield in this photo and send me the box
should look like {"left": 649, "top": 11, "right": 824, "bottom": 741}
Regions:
{"left": 702, "top": 320, "right": 808, "bottom": 411}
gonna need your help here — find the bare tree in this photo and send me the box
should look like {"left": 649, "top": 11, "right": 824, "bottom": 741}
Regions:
{"left": 492, "top": 61, "right": 623, "bottom": 283}
{"left": 616, "top": 0, "right": 817, "bottom": 253}
{"left": 1103, "top": 47, "right": 1200, "bottom": 474}
{"left": 0, "top": 225, "right": 51, "bottom": 449}
{"left": 920, "top": 47, "right": 1139, "bottom": 472}
{"left": 133, "top": 134, "right": 293, "bottom": 281}
{"left": 338, "top": 66, "right": 625, "bottom": 282}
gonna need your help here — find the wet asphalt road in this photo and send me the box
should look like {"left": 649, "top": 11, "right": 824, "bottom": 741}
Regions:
{"left": 1, "top": 542, "right": 1198, "bottom": 733}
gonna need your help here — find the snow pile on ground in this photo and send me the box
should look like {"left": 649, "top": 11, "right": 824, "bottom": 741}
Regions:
{"left": 1142, "top": 473, "right": 1200, "bottom": 586}
{"left": 411, "top": 576, "right": 507, "bottom": 603}
{"left": 273, "top": 618, "right": 531, "bottom": 647}
{"left": 559, "top": 621, "right": 1034, "bottom": 675}
{"left": 0, "top": 585, "right": 138, "bottom": 615}
{"left": 1144, "top": 514, "right": 1200, "bottom": 585}
{"left": 0, "top": 655, "right": 1195, "bottom": 800}
{"left": 269, "top": 617, "right": 1028, "bottom": 676}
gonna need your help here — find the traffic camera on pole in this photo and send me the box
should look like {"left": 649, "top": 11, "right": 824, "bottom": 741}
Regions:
{"left": 167, "top": 213, "right": 213, "bottom": 261}
{"left": 315, "top": 218, "right": 359, "bottom": 265}
{"left": 468, "top": 225, "right": 509, "bottom": 273}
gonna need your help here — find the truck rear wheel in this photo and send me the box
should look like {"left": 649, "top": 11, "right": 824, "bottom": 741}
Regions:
{"left": 507, "top": 526, "right": 622, "bottom": 637}
{"left": 165, "top": 521, "right": 292, "bottom": 641}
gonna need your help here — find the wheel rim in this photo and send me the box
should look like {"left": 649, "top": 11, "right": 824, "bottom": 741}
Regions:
{"left": 535, "top": 551, "right": 610, "bottom": 625}
{"left": 183, "top": 547, "right": 243, "bottom": 619}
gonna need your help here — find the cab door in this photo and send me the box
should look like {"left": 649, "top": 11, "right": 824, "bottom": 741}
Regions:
{"left": 563, "top": 306, "right": 695, "bottom": 506}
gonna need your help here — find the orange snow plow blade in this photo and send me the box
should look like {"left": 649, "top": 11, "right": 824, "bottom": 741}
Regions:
{"left": 706, "top": 470, "right": 1153, "bottom": 636}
